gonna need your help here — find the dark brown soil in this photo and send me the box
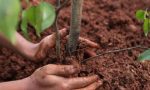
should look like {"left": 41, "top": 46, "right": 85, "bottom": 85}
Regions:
{"left": 1, "top": 0, "right": 150, "bottom": 90}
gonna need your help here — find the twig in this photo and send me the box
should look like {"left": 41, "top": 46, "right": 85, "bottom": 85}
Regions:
{"left": 82, "top": 45, "right": 149, "bottom": 63}
{"left": 54, "top": 0, "right": 61, "bottom": 59}
{"left": 57, "top": 0, "right": 61, "bottom": 7}
{"left": 54, "top": 0, "right": 70, "bottom": 59}
{"left": 56, "top": 0, "right": 70, "bottom": 13}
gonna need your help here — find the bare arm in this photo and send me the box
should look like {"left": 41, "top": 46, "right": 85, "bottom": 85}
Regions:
{"left": 0, "top": 29, "right": 68, "bottom": 61}
{"left": 0, "top": 32, "right": 39, "bottom": 60}
{"left": 0, "top": 65, "right": 101, "bottom": 90}
{"left": 0, "top": 78, "right": 29, "bottom": 90}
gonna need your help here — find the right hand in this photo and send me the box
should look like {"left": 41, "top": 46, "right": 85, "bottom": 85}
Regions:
{"left": 27, "top": 64, "right": 102, "bottom": 90}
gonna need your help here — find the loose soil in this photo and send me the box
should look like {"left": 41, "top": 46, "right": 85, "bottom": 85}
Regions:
{"left": 1, "top": 0, "right": 150, "bottom": 90}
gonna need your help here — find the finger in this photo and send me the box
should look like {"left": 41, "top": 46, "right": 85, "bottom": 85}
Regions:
{"left": 42, "top": 75, "right": 65, "bottom": 86}
{"left": 53, "top": 28, "right": 68, "bottom": 39}
{"left": 66, "top": 75, "right": 99, "bottom": 89}
{"left": 85, "top": 49, "right": 97, "bottom": 57}
{"left": 65, "top": 36, "right": 99, "bottom": 48}
{"left": 75, "top": 80, "right": 102, "bottom": 90}
{"left": 46, "top": 28, "right": 67, "bottom": 48}
{"left": 39, "top": 64, "right": 79, "bottom": 77}
{"left": 79, "top": 37, "right": 99, "bottom": 48}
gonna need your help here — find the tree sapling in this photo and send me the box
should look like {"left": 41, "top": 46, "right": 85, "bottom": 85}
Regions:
{"left": 67, "top": 0, "right": 83, "bottom": 54}
{"left": 136, "top": 9, "right": 150, "bottom": 61}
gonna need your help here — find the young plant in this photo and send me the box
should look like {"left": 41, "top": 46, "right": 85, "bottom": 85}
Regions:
{"left": 21, "top": 1, "right": 56, "bottom": 38}
{"left": 136, "top": 9, "right": 150, "bottom": 36}
{"left": 136, "top": 9, "right": 150, "bottom": 61}
{"left": 0, "top": 0, "right": 20, "bottom": 44}
{"left": 67, "top": 0, "right": 83, "bottom": 53}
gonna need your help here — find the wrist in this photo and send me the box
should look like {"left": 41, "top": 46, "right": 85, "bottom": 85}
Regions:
{"left": 14, "top": 32, "right": 40, "bottom": 60}
{"left": 20, "top": 76, "right": 38, "bottom": 90}
{"left": 0, "top": 77, "right": 31, "bottom": 90}
{"left": 21, "top": 77, "right": 35, "bottom": 90}
{"left": 20, "top": 77, "right": 31, "bottom": 90}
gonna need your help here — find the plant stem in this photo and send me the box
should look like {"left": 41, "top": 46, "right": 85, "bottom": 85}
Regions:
{"left": 55, "top": 0, "right": 61, "bottom": 59}
{"left": 67, "top": 0, "right": 83, "bottom": 54}
{"left": 54, "top": 0, "right": 69, "bottom": 59}
{"left": 56, "top": 0, "right": 69, "bottom": 13}
{"left": 82, "top": 45, "right": 149, "bottom": 63}
{"left": 57, "top": 0, "right": 61, "bottom": 6}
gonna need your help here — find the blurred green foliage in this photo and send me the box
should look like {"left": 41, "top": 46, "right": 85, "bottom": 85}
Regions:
{"left": 0, "top": 0, "right": 20, "bottom": 44}
{"left": 21, "top": 2, "right": 56, "bottom": 38}
{"left": 136, "top": 9, "right": 150, "bottom": 61}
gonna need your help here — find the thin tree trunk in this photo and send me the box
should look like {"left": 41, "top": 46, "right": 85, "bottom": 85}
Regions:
{"left": 67, "top": 0, "right": 83, "bottom": 53}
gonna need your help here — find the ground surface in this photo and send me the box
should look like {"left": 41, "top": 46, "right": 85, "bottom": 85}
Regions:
{"left": 1, "top": 0, "right": 150, "bottom": 90}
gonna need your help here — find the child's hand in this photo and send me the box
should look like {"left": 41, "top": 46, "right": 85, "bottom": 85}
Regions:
{"left": 29, "top": 28, "right": 68, "bottom": 60}
{"left": 26, "top": 28, "right": 99, "bottom": 61}
{"left": 26, "top": 64, "right": 102, "bottom": 90}
{"left": 2, "top": 27, "right": 99, "bottom": 62}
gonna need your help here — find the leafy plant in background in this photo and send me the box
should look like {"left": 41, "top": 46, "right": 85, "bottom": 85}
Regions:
{"left": 0, "top": 0, "right": 56, "bottom": 43}
{"left": 21, "top": 1, "right": 56, "bottom": 38}
{"left": 136, "top": 9, "right": 150, "bottom": 61}
{"left": 0, "top": 0, "right": 20, "bottom": 44}
{"left": 136, "top": 9, "right": 150, "bottom": 36}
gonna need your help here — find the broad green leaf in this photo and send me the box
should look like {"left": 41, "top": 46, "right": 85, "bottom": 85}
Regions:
{"left": 138, "top": 49, "right": 150, "bottom": 61}
{"left": 136, "top": 10, "right": 145, "bottom": 20}
{"left": 39, "top": 2, "right": 56, "bottom": 31}
{"left": 21, "top": 11, "right": 29, "bottom": 39}
{"left": 26, "top": 6, "right": 37, "bottom": 26}
{"left": 143, "top": 19, "right": 150, "bottom": 36}
{"left": 21, "top": 2, "right": 56, "bottom": 37}
{"left": 0, "top": 0, "right": 20, "bottom": 44}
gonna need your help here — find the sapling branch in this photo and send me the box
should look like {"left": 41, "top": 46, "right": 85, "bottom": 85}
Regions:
{"left": 54, "top": 0, "right": 69, "bottom": 59}
{"left": 67, "top": 0, "right": 83, "bottom": 54}
{"left": 54, "top": 0, "right": 61, "bottom": 59}
{"left": 56, "top": 0, "right": 70, "bottom": 13}
{"left": 82, "top": 45, "right": 149, "bottom": 63}
{"left": 57, "top": 0, "right": 61, "bottom": 7}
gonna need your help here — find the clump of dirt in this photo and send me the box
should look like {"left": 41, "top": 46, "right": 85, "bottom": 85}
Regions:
{"left": 1, "top": 0, "right": 150, "bottom": 90}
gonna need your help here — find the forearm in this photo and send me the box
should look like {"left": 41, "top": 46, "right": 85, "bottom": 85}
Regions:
{"left": 14, "top": 32, "right": 39, "bottom": 59}
{"left": 0, "top": 32, "right": 39, "bottom": 60}
{"left": 0, "top": 78, "right": 29, "bottom": 90}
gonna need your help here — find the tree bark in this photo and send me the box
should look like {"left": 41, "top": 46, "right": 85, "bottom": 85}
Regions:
{"left": 67, "top": 0, "right": 83, "bottom": 53}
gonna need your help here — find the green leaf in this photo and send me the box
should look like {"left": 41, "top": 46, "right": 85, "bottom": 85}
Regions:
{"left": 21, "top": 11, "right": 29, "bottom": 39}
{"left": 143, "top": 19, "right": 150, "bottom": 36}
{"left": 138, "top": 49, "right": 150, "bottom": 61}
{"left": 0, "top": 0, "right": 20, "bottom": 44}
{"left": 21, "top": 2, "right": 56, "bottom": 37}
{"left": 136, "top": 10, "right": 145, "bottom": 20}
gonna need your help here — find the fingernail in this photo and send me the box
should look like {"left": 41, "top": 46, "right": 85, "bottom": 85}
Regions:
{"left": 98, "top": 80, "right": 102, "bottom": 84}
{"left": 95, "top": 75, "right": 99, "bottom": 79}
{"left": 62, "top": 28, "right": 67, "bottom": 32}
{"left": 91, "top": 75, "right": 99, "bottom": 80}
